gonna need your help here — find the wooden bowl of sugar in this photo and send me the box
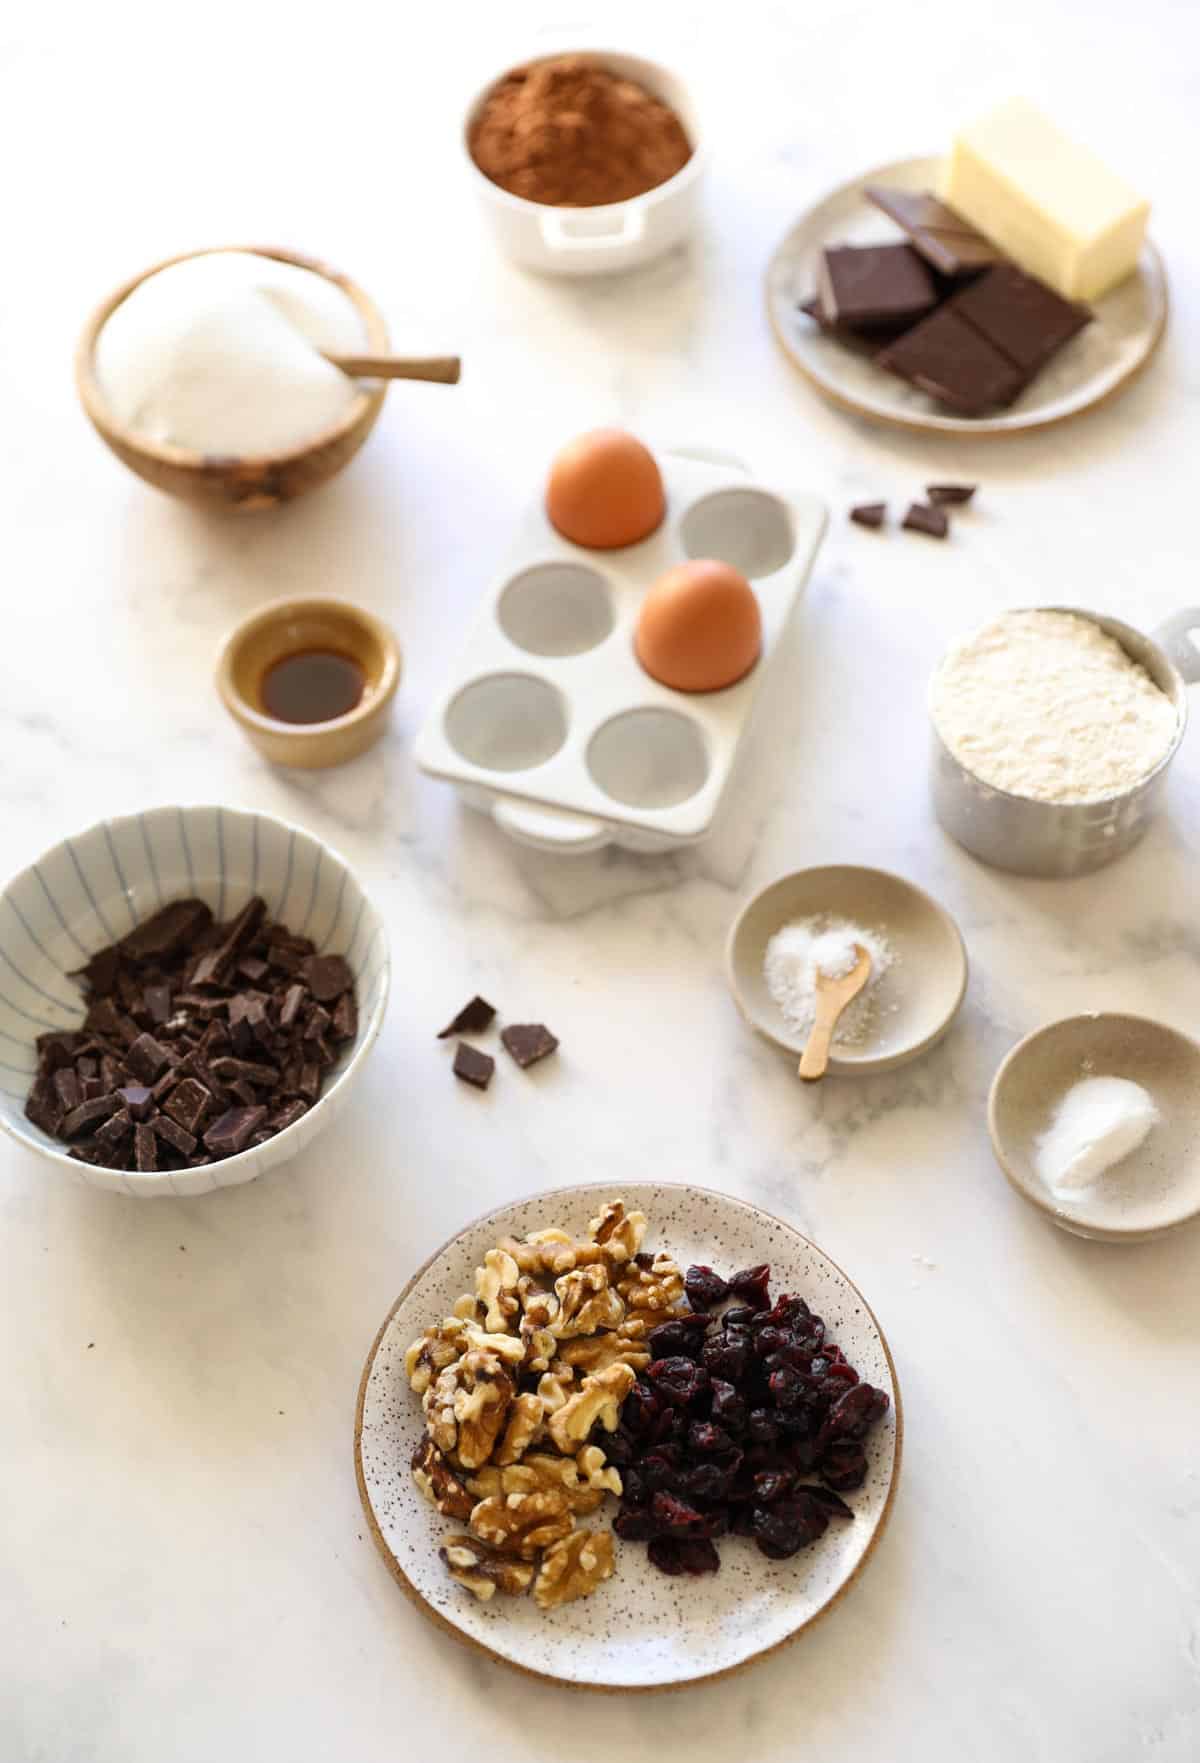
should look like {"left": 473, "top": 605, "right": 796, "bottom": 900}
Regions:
{"left": 75, "top": 245, "right": 390, "bottom": 513}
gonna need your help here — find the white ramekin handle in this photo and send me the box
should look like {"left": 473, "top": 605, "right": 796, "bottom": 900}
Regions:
{"left": 538, "top": 205, "right": 646, "bottom": 253}
{"left": 492, "top": 800, "right": 610, "bottom": 852}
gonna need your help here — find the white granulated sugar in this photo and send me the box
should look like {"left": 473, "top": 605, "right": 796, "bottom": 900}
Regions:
{"left": 930, "top": 610, "right": 1178, "bottom": 803}
{"left": 763, "top": 915, "right": 894, "bottom": 1047}
{"left": 1035, "top": 1075, "right": 1159, "bottom": 1196}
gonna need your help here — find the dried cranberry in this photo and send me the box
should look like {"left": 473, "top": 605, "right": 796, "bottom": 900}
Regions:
{"left": 687, "top": 1420, "right": 734, "bottom": 1456}
{"left": 647, "top": 1316, "right": 709, "bottom": 1359}
{"left": 767, "top": 1293, "right": 811, "bottom": 1328}
{"left": 678, "top": 1460, "right": 733, "bottom": 1502}
{"left": 702, "top": 1338, "right": 748, "bottom": 1383}
{"left": 623, "top": 1380, "right": 661, "bottom": 1436}
{"left": 730, "top": 1503, "right": 757, "bottom": 1537}
{"left": 641, "top": 1446, "right": 683, "bottom": 1490}
{"left": 722, "top": 1305, "right": 761, "bottom": 1331}
{"left": 754, "top": 1325, "right": 792, "bottom": 1359}
{"left": 786, "top": 1437, "right": 819, "bottom": 1475}
{"left": 801, "top": 1485, "right": 855, "bottom": 1520}
{"left": 622, "top": 1466, "right": 647, "bottom": 1506}
{"left": 603, "top": 1428, "right": 635, "bottom": 1466}
{"left": 709, "top": 1379, "right": 747, "bottom": 1434}
{"left": 648, "top": 1357, "right": 710, "bottom": 1409}
{"left": 820, "top": 1439, "right": 868, "bottom": 1492}
{"left": 684, "top": 1265, "right": 730, "bottom": 1311}
{"left": 696, "top": 1506, "right": 730, "bottom": 1541}
{"left": 614, "top": 1507, "right": 659, "bottom": 1542}
{"left": 865, "top": 1386, "right": 890, "bottom": 1425}
{"left": 651, "top": 1491, "right": 709, "bottom": 1537}
{"left": 826, "top": 1383, "right": 881, "bottom": 1439}
{"left": 648, "top": 1535, "right": 719, "bottom": 1576}
{"left": 752, "top": 1496, "right": 829, "bottom": 1558}
{"left": 753, "top": 1468, "right": 796, "bottom": 1504}
{"left": 747, "top": 1407, "right": 781, "bottom": 1445}
{"left": 768, "top": 1365, "right": 808, "bottom": 1410}
{"left": 820, "top": 1359, "right": 857, "bottom": 1389}
{"left": 729, "top": 1264, "right": 772, "bottom": 1307}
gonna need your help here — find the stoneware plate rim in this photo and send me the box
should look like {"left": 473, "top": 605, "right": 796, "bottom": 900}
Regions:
{"left": 765, "top": 153, "right": 1168, "bottom": 437}
{"left": 987, "top": 1011, "right": 1200, "bottom": 1242}
{"left": 354, "top": 1179, "right": 902, "bottom": 1691}
{"left": 724, "top": 864, "right": 968, "bottom": 1075}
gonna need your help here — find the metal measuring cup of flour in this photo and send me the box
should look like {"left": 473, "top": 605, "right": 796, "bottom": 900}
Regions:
{"left": 930, "top": 605, "right": 1200, "bottom": 878}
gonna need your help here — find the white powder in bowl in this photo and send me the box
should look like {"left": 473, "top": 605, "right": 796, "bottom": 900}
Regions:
{"left": 1035, "top": 1075, "right": 1159, "bottom": 1196}
{"left": 930, "top": 610, "right": 1178, "bottom": 803}
{"left": 95, "top": 252, "right": 369, "bottom": 456}
{"left": 763, "top": 915, "right": 894, "bottom": 1047}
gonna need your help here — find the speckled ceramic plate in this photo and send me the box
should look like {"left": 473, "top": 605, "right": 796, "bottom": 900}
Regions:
{"left": 354, "top": 1181, "right": 901, "bottom": 1691}
{"left": 766, "top": 155, "right": 1167, "bottom": 436}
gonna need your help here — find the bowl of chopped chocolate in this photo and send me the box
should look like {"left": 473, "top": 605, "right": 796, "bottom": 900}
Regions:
{"left": 463, "top": 50, "right": 703, "bottom": 276}
{"left": 0, "top": 806, "right": 389, "bottom": 1195}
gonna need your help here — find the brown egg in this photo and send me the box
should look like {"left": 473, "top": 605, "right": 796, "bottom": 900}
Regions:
{"left": 545, "top": 429, "right": 666, "bottom": 550}
{"left": 635, "top": 560, "right": 762, "bottom": 693}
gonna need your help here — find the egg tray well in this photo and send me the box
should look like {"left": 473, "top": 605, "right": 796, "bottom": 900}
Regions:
{"left": 415, "top": 453, "right": 828, "bottom": 853}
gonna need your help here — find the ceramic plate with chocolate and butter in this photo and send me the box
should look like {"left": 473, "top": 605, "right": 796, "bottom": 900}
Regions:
{"left": 354, "top": 1182, "right": 900, "bottom": 1690}
{"left": 767, "top": 141, "right": 1166, "bottom": 436}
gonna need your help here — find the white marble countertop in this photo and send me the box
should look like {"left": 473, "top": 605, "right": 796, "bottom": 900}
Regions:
{"left": 4, "top": 1, "right": 1200, "bottom": 1757}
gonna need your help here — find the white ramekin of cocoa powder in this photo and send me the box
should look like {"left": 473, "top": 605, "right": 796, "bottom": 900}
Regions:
{"left": 462, "top": 50, "right": 704, "bottom": 277}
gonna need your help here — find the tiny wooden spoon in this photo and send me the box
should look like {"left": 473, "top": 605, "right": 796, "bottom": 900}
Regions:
{"left": 324, "top": 353, "right": 461, "bottom": 384}
{"left": 798, "top": 945, "right": 872, "bottom": 1082}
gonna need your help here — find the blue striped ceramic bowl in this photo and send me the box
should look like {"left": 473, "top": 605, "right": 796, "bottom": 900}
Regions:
{"left": 0, "top": 806, "right": 389, "bottom": 1196}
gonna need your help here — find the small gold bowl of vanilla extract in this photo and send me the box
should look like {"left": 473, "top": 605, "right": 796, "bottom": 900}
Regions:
{"left": 217, "top": 596, "right": 400, "bottom": 768}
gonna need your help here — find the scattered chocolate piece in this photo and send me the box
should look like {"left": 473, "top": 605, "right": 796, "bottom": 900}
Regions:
{"left": 949, "top": 263, "right": 1090, "bottom": 374}
{"left": 876, "top": 308, "right": 1026, "bottom": 415}
{"left": 902, "top": 502, "right": 950, "bottom": 539}
{"left": 453, "top": 1043, "right": 495, "bottom": 1091}
{"left": 203, "top": 1105, "right": 267, "bottom": 1156}
{"left": 20, "top": 895, "right": 359, "bottom": 1174}
{"left": 864, "top": 186, "right": 1002, "bottom": 279}
{"left": 849, "top": 502, "right": 886, "bottom": 530}
{"left": 118, "top": 1085, "right": 155, "bottom": 1121}
{"left": 798, "top": 296, "right": 911, "bottom": 354}
{"left": 437, "top": 996, "right": 497, "bottom": 1039}
{"left": 500, "top": 1024, "right": 559, "bottom": 1070}
{"left": 126, "top": 1033, "right": 172, "bottom": 1083}
{"left": 817, "top": 243, "right": 938, "bottom": 328}
{"left": 302, "top": 954, "right": 354, "bottom": 1003}
{"left": 926, "top": 483, "right": 977, "bottom": 505}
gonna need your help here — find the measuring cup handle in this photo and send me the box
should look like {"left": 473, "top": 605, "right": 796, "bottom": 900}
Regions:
{"left": 1153, "top": 609, "right": 1200, "bottom": 685}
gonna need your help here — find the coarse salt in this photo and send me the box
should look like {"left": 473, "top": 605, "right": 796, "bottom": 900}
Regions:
{"left": 763, "top": 915, "right": 894, "bottom": 1047}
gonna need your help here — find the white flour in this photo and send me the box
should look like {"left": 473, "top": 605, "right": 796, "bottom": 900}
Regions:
{"left": 930, "top": 610, "right": 1178, "bottom": 803}
{"left": 763, "top": 915, "right": 894, "bottom": 1046}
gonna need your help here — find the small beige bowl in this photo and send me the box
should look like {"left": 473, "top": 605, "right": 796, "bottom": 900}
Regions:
{"left": 76, "top": 245, "right": 390, "bottom": 513}
{"left": 988, "top": 1013, "right": 1200, "bottom": 1242}
{"left": 725, "top": 865, "right": 967, "bottom": 1075}
{"left": 217, "top": 596, "right": 401, "bottom": 768}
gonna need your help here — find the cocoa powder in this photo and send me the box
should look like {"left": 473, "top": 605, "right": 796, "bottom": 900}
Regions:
{"left": 469, "top": 56, "right": 692, "bottom": 208}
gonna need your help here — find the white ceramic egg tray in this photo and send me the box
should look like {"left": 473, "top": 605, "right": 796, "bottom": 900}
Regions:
{"left": 415, "top": 451, "right": 828, "bottom": 853}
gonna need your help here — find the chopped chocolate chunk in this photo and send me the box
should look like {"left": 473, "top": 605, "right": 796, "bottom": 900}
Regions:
{"left": 228, "top": 1080, "right": 258, "bottom": 1108}
{"left": 24, "top": 1087, "right": 61, "bottom": 1135}
{"left": 902, "top": 502, "right": 950, "bottom": 539}
{"left": 75, "top": 1056, "right": 98, "bottom": 1081}
{"left": 188, "top": 950, "right": 226, "bottom": 989}
{"left": 297, "top": 1063, "right": 322, "bottom": 1103}
{"left": 949, "top": 264, "right": 1090, "bottom": 374}
{"left": 126, "top": 1033, "right": 172, "bottom": 1083}
{"left": 302, "top": 1004, "right": 332, "bottom": 1043}
{"left": 236, "top": 955, "right": 269, "bottom": 983}
{"left": 117, "top": 1084, "right": 155, "bottom": 1121}
{"left": 134, "top": 1123, "right": 158, "bottom": 1172}
{"left": 798, "top": 296, "right": 913, "bottom": 353}
{"left": 36, "top": 1032, "right": 77, "bottom": 1072}
{"left": 74, "top": 945, "right": 120, "bottom": 996}
{"left": 96, "top": 1108, "right": 133, "bottom": 1148}
{"left": 818, "top": 243, "right": 938, "bottom": 328}
{"left": 152, "top": 1114, "right": 198, "bottom": 1157}
{"left": 209, "top": 1056, "right": 280, "bottom": 1087}
{"left": 331, "top": 992, "right": 357, "bottom": 1043}
{"left": 864, "top": 185, "right": 1003, "bottom": 279}
{"left": 61, "top": 1094, "right": 121, "bottom": 1137}
{"left": 142, "top": 984, "right": 173, "bottom": 1025}
{"left": 926, "top": 483, "right": 977, "bottom": 505}
{"left": 850, "top": 502, "right": 886, "bottom": 530}
{"left": 52, "top": 1069, "right": 82, "bottom": 1114}
{"left": 203, "top": 1105, "right": 268, "bottom": 1156}
{"left": 500, "top": 1024, "right": 559, "bottom": 1069}
{"left": 453, "top": 1043, "right": 495, "bottom": 1090}
{"left": 268, "top": 1100, "right": 308, "bottom": 1133}
{"left": 164, "top": 1078, "right": 213, "bottom": 1136}
{"left": 278, "top": 984, "right": 307, "bottom": 1029}
{"left": 437, "top": 995, "right": 497, "bottom": 1039}
{"left": 876, "top": 307, "right": 1026, "bottom": 415}
{"left": 80, "top": 1077, "right": 104, "bottom": 1102}
{"left": 302, "top": 953, "right": 354, "bottom": 1003}
{"left": 118, "top": 899, "right": 212, "bottom": 962}
{"left": 84, "top": 997, "right": 126, "bottom": 1042}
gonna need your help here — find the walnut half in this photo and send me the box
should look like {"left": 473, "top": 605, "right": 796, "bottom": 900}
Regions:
{"left": 547, "top": 1362, "right": 636, "bottom": 1451}
{"left": 469, "top": 1487, "right": 574, "bottom": 1560}
{"left": 411, "top": 1436, "right": 475, "bottom": 1521}
{"left": 440, "top": 1536, "right": 534, "bottom": 1602}
{"left": 533, "top": 1528, "right": 615, "bottom": 1609}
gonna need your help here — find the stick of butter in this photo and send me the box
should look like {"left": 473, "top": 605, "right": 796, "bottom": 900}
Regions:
{"left": 939, "top": 98, "right": 1149, "bottom": 302}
